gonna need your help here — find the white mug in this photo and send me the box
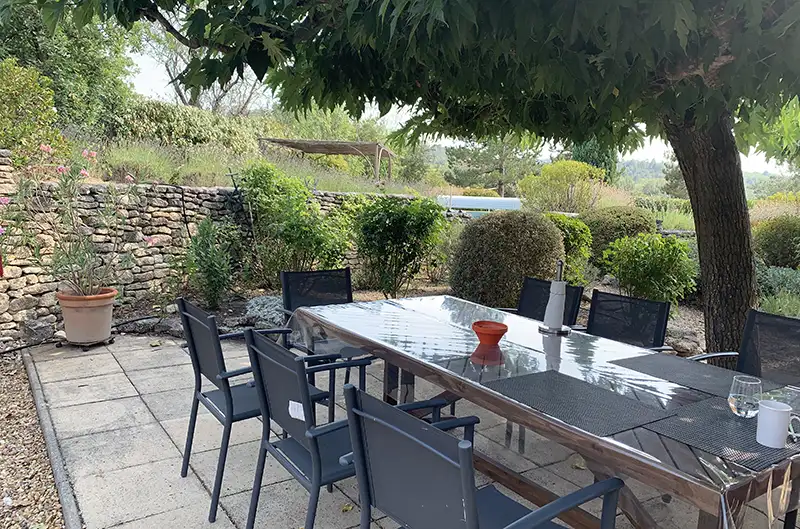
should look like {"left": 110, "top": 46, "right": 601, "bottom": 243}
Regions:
{"left": 756, "top": 400, "right": 800, "bottom": 449}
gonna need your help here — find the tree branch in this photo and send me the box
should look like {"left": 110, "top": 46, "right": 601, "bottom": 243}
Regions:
{"left": 138, "top": 4, "right": 234, "bottom": 53}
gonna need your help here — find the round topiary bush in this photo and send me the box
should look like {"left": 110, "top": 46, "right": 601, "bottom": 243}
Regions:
{"left": 450, "top": 211, "right": 565, "bottom": 307}
{"left": 580, "top": 206, "right": 656, "bottom": 264}
{"left": 753, "top": 215, "right": 800, "bottom": 269}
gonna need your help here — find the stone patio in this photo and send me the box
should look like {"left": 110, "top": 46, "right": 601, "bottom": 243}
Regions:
{"left": 27, "top": 334, "right": 777, "bottom": 529}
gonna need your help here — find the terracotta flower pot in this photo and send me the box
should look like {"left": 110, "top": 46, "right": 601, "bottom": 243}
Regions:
{"left": 470, "top": 344, "right": 505, "bottom": 366}
{"left": 471, "top": 320, "right": 508, "bottom": 346}
{"left": 56, "top": 288, "right": 117, "bottom": 345}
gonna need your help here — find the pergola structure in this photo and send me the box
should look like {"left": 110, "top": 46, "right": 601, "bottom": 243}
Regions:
{"left": 260, "top": 138, "right": 395, "bottom": 180}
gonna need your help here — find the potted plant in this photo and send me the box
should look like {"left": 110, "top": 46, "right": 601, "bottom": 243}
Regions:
{"left": 2, "top": 146, "right": 138, "bottom": 345}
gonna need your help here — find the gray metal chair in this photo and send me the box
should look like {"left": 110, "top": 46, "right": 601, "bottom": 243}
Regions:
{"left": 342, "top": 384, "right": 624, "bottom": 529}
{"left": 280, "top": 267, "right": 353, "bottom": 318}
{"left": 579, "top": 290, "right": 671, "bottom": 351}
{"left": 500, "top": 277, "right": 584, "bottom": 326}
{"left": 177, "top": 297, "right": 322, "bottom": 522}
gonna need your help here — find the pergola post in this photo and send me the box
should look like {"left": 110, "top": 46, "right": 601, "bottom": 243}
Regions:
{"left": 374, "top": 144, "right": 382, "bottom": 180}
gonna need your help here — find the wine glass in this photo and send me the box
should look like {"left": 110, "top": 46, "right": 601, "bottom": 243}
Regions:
{"left": 728, "top": 375, "right": 762, "bottom": 418}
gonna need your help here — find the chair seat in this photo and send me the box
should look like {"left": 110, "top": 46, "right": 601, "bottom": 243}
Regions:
{"left": 476, "top": 485, "right": 560, "bottom": 529}
{"left": 270, "top": 424, "right": 355, "bottom": 485}
{"left": 202, "top": 383, "right": 329, "bottom": 422}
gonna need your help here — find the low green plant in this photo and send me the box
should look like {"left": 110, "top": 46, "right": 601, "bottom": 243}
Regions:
{"left": 634, "top": 197, "right": 693, "bottom": 215}
{"left": 752, "top": 215, "right": 800, "bottom": 269}
{"left": 355, "top": 196, "right": 445, "bottom": 298}
{"left": 760, "top": 292, "right": 800, "bottom": 318}
{"left": 544, "top": 213, "right": 592, "bottom": 285}
{"left": 424, "top": 220, "right": 464, "bottom": 283}
{"left": 603, "top": 233, "right": 696, "bottom": 306}
{"left": 756, "top": 262, "right": 800, "bottom": 298}
{"left": 185, "top": 218, "right": 235, "bottom": 309}
{"left": 450, "top": 211, "right": 565, "bottom": 307}
{"left": 462, "top": 187, "right": 501, "bottom": 197}
{"left": 580, "top": 206, "right": 657, "bottom": 266}
{"left": 518, "top": 160, "right": 604, "bottom": 213}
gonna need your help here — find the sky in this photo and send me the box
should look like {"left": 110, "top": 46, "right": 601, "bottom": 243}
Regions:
{"left": 131, "top": 53, "right": 785, "bottom": 174}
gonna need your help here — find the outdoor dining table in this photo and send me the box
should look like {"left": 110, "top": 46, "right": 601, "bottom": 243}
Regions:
{"left": 286, "top": 295, "right": 800, "bottom": 529}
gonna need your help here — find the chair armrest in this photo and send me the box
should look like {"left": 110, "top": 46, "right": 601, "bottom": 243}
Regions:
{"left": 398, "top": 398, "right": 450, "bottom": 422}
{"left": 570, "top": 324, "right": 588, "bottom": 332}
{"left": 306, "top": 419, "right": 349, "bottom": 439}
{"left": 305, "top": 357, "right": 373, "bottom": 375}
{"left": 431, "top": 416, "right": 480, "bottom": 443}
{"left": 495, "top": 307, "right": 518, "bottom": 314}
{"left": 690, "top": 351, "right": 739, "bottom": 362}
{"left": 339, "top": 452, "right": 354, "bottom": 467}
{"left": 298, "top": 353, "right": 342, "bottom": 364}
{"left": 648, "top": 345, "right": 674, "bottom": 352}
{"left": 503, "top": 478, "right": 624, "bottom": 529}
{"left": 309, "top": 389, "right": 330, "bottom": 402}
{"left": 216, "top": 366, "right": 252, "bottom": 380}
{"left": 218, "top": 328, "right": 292, "bottom": 341}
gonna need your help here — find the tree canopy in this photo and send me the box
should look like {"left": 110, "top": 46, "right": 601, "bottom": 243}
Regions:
{"left": 445, "top": 134, "right": 541, "bottom": 195}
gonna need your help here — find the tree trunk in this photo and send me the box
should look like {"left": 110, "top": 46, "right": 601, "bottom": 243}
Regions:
{"left": 662, "top": 110, "right": 756, "bottom": 353}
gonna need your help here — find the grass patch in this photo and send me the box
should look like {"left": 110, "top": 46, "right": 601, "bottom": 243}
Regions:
{"left": 760, "top": 292, "right": 800, "bottom": 318}
{"left": 657, "top": 209, "right": 695, "bottom": 230}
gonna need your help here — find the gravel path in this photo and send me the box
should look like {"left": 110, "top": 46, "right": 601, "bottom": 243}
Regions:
{"left": 0, "top": 353, "right": 64, "bottom": 529}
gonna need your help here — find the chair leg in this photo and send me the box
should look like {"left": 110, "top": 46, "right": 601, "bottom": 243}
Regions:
{"left": 181, "top": 395, "right": 200, "bottom": 478}
{"left": 246, "top": 444, "right": 269, "bottom": 529}
{"left": 518, "top": 424, "right": 527, "bottom": 453}
{"left": 208, "top": 420, "right": 233, "bottom": 523}
{"left": 305, "top": 485, "right": 322, "bottom": 529}
{"left": 504, "top": 420, "right": 513, "bottom": 448}
{"left": 785, "top": 509, "right": 797, "bottom": 529}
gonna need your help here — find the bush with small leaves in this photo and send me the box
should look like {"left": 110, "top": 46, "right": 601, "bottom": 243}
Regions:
{"left": 544, "top": 213, "right": 592, "bottom": 285}
{"left": 518, "top": 160, "right": 604, "bottom": 213}
{"left": 185, "top": 218, "right": 235, "bottom": 309}
{"left": 580, "top": 206, "right": 656, "bottom": 266}
{"left": 462, "top": 187, "right": 501, "bottom": 197}
{"left": 450, "top": 211, "right": 565, "bottom": 307}
{"left": 603, "top": 233, "right": 696, "bottom": 306}
{"left": 753, "top": 215, "right": 800, "bottom": 269}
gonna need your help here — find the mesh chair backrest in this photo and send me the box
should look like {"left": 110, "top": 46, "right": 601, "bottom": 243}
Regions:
{"left": 345, "top": 388, "right": 475, "bottom": 529}
{"left": 738, "top": 310, "right": 800, "bottom": 384}
{"left": 516, "top": 277, "right": 584, "bottom": 326}
{"left": 246, "top": 330, "right": 312, "bottom": 448}
{"left": 281, "top": 268, "right": 353, "bottom": 312}
{"left": 586, "top": 290, "right": 670, "bottom": 348}
{"left": 177, "top": 298, "right": 226, "bottom": 389}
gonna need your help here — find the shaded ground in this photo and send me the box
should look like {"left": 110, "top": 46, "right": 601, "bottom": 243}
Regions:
{"left": 0, "top": 353, "right": 64, "bottom": 529}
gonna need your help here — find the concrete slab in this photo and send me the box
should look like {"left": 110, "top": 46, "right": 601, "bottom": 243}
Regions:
{"left": 640, "top": 495, "right": 699, "bottom": 529}
{"left": 113, "top": 345, "right": 190, "bottom": 372}
{"left": 109, "top": 334, "right": 180, "bottom": 352}
{"left": 161, "top": 414, "right": 263, "bottom": 455}
{"left": 70, "top": 457, "right": 210, "bottom": 528}
{"left": 191, "top": 440, "right": 291, "bottom": 497}
{"left": 114, "top": 504, "right": 236, "bottom": 529}
{"left": 60, "top": 423, "right": 179, "bottom": 478}
{"left": 481, "top": 422, "right": 575, "bottom": 466}
{"left": 473, "top": 432, "right": 538, "bottom": 474}
{"left": 29, "top": 343, "right": 109, "bottom": 363}
{"left": 41, "top": 372, "right": 137, "bottom": 408}
{"left": 49, "top": 396, "right": 155, "bottom": 439}
{"left": 222, "top": 478, "right": 361, "bottom": 529}
{"left": 221, "top": 341, "right": 250, "bottom": 359}
{"left": 519, "top": 466, "right": 605, "bottom": 518}
{"left": 35, "top": 353, "right": 122, "bottom": 383}
{"left": 126, "top": 363, "right": 196, "bottom": 394}
{"left": 141, "top": 388, "right": 209, "bottom": 422}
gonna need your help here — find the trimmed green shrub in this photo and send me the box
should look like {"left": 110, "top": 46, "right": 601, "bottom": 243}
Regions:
{"left": 462, "top": 187, "right": 501, "bottom": 197}
{"left": 450, "top": 211, "right": 565, "bottom": 307}
{"left": 186, "top": 218, "right": 234, "bottom": 309}
{"left": 355, "top": 196, "right": 445, "bottom": 298}
{"left": 756, "top": 262, "right": 800, "bottom": 298}
{"left": 518, "top": 160, "right": 604, "bottom": 213}
{"left": 603, "top": 233, "right": 696, "bottom": 306}
{"left": 0, "top": 58, "right": 66, "bottom": 165}
{"left": 580, "top": 206, "right": 656, "bottom": 264}
{"left": 424, "top": 220, "right": 465, "bottom": 283}
{"left": 753, "top": 215, "right": 800, "bottom": 269}
{"left": 544, "top": 213, "right": 592, "bottom": 285}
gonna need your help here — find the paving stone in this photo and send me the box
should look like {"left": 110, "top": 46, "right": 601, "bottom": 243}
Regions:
{"left": 35, "top": 353, "right": 121, "bottom": 383}
{"left": 42, "top": 372, "right": 137, "bottom": 408}
{"left": 126, "top": 363, "right": 196, "bottom": 394}
{"left": 191, "top": 440, "right": 291, "bottom": 497}
{"left": 481, "top": 422, "right": 575, "bottom": 466}
{"left": 114, "top": 345, "right": 190, "bottom": 372}
{"left": 71, "top": 458, "right": 210, "bottom": 528}
{"left": 29, "top": 343, "right": 109, "bottom": 363}
{"left": 519, "top": 466, "right": 606, "bottom": 518}
{"left": 114, "top": 504, "right": 235, "bottom": 529}
{"left": 141, "top": 388, "right": 210, "bottom": 422}
{"left": 544, "top": 453, "right": 662, "bottom": 502}
{"left": 109, "top": 334, "right": 180, "bottom": 352}
{"left": 61, "top": 423, "right": 179, "bottom": 478}
{"left": 49, "top": 396, "right": 155, "bottom": 439}
{"left": 161, "top": 414, "right": 263, "bottom": 455}
{"left": 453, "top": 400, "right": 506, "bottom": 431}
{"left": 473, "top": 432, "right": 538, "bottom": 474}
{"left": 222, "top": 478, "right": 361, "bottom": 529}
{"left": 222, "top": 341, "right": 250, "bottom": 359}
{"left": 640, "top": 495, "right": 699, "bottom": 529}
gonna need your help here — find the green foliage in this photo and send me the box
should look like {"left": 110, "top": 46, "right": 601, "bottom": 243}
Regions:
{"left": 445, "top": 134, "right": 541, "bottom": 196}
{"left": 0, "top": 58, "right": 65, "bottom": 164}
{"left": 185, "top": 218, "right": 234, "bottom": 309}
{"left": 544, "top": 213, "right": 592, "bottom": 285}
{"left": 571, "top": 138, "right": 619, "bottom": 184}
{"left": 603, "top": 234, "right": 697, "bottom": 306}
{"left": 661, "top": 153, "right": 689, "bottom": 199}
{"left": 462, "top": 188, "right": 501, "bottom": 197}
{"left": 759, "top": 292, "right": 800, "bottom": 319}
{"left": 580, "top": 206, "right": 657, "bottom": 264}
{"left": 634, "top": 197, "right": 693, "bottom": 215}
{"left": 396, "top": 146, "right": 430, "bottom": 183}
{"left": 354, "top": 196, "right": 445, "bottom": 298}
{"left": 450, "top": 211, "right": 565, "bottom": 307}
{"left": 519, "top": 160, "right": 604, "bottom": 213}
{"left": 0, "top": 5, "right": 137, "bottom": 135}
{"left": 756, "top": 263, "right": 800, "bottom": 298}
{"left": 753, "top": 215, "right": 800, "bottom": 268}
{"left": 424, "top": 220, "right": 464, "bottom": 283}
